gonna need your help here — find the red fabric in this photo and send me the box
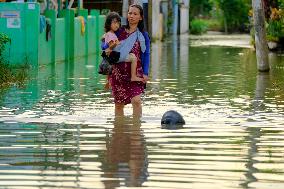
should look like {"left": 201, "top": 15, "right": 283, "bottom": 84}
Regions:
{"left": 110, "top": 28, "right": 144, "bottom": 104}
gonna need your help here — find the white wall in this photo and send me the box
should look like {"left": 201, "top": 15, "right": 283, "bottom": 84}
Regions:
{"left": 151, "top": 0, "right": 162, "bottom": 40}
{"left": 179, "top": 0, "right": 189, "bottom": 34}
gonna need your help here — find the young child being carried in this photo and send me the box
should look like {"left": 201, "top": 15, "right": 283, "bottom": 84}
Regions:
{"left": 103, "top": 12, "right": 144, "bottom": 82}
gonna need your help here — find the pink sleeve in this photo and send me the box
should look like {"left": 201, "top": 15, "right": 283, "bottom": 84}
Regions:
{"left": 105, "top": 32, "right": 118, "bottom": 44}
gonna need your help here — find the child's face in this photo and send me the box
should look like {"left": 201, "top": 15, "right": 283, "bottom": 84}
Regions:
{"left": 111, "top": 18, "right": 120, "bottom": 32}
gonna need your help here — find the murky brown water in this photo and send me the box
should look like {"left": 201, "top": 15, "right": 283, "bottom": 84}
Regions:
{"left": 1, "top": 35, "right": 284, "bottom": 188}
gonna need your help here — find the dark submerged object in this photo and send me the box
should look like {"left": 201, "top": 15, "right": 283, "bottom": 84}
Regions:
{"left": 161, "top": 110, "right": 185, "bottom": 129}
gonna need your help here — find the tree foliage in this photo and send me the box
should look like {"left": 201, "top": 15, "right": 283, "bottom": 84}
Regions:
{"left": 189, "top": 0, "right": 251, "bottom": 33}
{"left": 0, "top": 33, "right": 10, "bottom": 61}
{"left": 0, "top": 33, "right": 28, "bottom": 87}
{"left": 189, "top": 0, "right": 213, "bottom": 20}
{"left": 214, "top": 0, "right": 251, "bottom": 32}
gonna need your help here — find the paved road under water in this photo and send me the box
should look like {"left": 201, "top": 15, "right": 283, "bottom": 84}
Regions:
{"left": 0, "top": 35, "right": 284, "bottom": 188}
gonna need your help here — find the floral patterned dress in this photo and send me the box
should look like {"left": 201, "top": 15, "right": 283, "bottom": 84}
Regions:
{"left": 110, "top": 28, "right": 145, "bottom": 104}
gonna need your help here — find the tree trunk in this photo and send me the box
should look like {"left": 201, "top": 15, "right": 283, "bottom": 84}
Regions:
{"left": 252, "top": 0, "right": 270, "bottom": 72}
{"left": 224, "top": 16, "right": 228, "bottom": 34}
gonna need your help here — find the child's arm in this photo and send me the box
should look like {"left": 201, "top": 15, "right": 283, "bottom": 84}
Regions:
{"left": 101, "top": 35, "right": 114, "bottom": 56}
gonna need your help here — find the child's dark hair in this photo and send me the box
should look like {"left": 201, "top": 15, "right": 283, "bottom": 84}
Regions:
{"left": 126, "top": 4, "right": 144, "bottom": 31}
{"left": 104, "top": 12, "right": 121, "bottom": 32}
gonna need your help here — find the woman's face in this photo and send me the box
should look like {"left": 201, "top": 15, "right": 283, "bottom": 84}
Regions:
{"left": 127, "top": 6, "right": 142, "bottom": 25}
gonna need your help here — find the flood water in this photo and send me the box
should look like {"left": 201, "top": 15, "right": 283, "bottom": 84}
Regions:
{"left": 1, "top": 35, "right": 284, "bottom": 188}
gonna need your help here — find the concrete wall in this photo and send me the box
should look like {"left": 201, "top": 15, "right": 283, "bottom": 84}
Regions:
{"left": 0, "top": 2, "right": 105, "bottom": 67}
{"left": 0, "top": 2, "right": 40, "bottom": 66}
{"left": 151, "top": 0, "right": 163, "bottom": 40}
{"left": 179, "top": 0, "right": 189, "bottom": 34}
{"left": 149, "top": 0, "right": 189, "bottom": 39}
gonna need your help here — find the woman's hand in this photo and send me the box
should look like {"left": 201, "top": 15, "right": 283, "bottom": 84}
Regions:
{"left": 143, "top": 75, "right": 149, "bottom": 83}
{"left": 105, "top": 48, "right": 112, "bottom": 56}
{"left": 115, "top": 40, "right": 120, "bottom": 45}
{"left": 109, "top": 40, "right": 120, "bottom": 49}
{"left": 108, "top": 41, "right": 115, "bottom": 49}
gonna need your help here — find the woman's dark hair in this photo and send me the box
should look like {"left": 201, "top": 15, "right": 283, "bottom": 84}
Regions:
{"left": 104, "top": 12, "right": 121, "bottom": 32}
{"left": 126, "top": 4, "right": 144, "bottom": 31}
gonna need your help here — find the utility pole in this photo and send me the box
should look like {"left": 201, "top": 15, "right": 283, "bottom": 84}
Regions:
{"left": 252, "top": 0, "right": 270, "bottom": 72}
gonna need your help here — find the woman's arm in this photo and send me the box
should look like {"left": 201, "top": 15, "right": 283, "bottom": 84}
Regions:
{"left": 141, "top": 31, "right": 150, "bottom": 76}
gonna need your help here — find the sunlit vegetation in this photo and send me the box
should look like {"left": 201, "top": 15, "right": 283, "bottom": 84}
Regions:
{"left": 190, "top": 19, "right": 208, "bottom": 35}
{"left": 0, "top": 62, "right": 29, "bottom": 87}
{"left": 0, "top": 33, "right": 29, "bottom": 88}
{"left": 190, "top": 0, "right": 251, "bottom": 34}
{"left": 190, "top": 0, "right": 284, "bottom": 50}
{"left": 249, "top": 1, "right": 284, "bottom": 46}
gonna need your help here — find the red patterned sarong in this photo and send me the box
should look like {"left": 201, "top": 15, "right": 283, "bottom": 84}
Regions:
{"left": 110, "top": 28, "right": 145, "bottom": 104}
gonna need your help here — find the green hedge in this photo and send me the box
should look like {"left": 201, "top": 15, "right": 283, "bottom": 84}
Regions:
{"left": 190, "top": 19, "right": 208, "bottom": 35}
{"left": 0, "top": 32, "right": 28, "bottom": 87}
{"left": 0, "top": 33, "right": 10, "bottom": 61}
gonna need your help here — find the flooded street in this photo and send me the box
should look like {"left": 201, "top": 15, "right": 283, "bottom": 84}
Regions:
{"left": 1, "top": 34, "right": 284, "bottom": 188}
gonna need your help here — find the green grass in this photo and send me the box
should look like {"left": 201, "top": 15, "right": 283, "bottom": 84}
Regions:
{"left": 190, "top": 18, "right": 223, "bottom": 35}
{"left": 0, "top": 62, "right": 30, "bottom": 88}
{"left": 203, "top": 19, "right": 222, "bottom": 31}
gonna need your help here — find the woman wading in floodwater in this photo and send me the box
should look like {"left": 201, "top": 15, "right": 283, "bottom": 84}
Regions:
{"left": 102, "top": 4, "right": 150, "bottom": 117}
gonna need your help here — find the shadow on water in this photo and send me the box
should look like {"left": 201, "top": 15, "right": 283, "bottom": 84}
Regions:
{"left": 1, "top": 35, "right": 284, "bottom": 188}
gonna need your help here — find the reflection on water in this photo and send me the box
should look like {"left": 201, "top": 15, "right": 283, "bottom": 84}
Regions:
{"left": 103, "top": 116, "right": 148, "bottom": 188}
{"left": 1, "top": 35, "right": 284, "bottom": 188}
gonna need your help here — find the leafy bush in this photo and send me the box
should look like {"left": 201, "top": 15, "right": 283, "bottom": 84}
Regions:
{"left": 189, "top": 0, "right": 213, "bottom": 20}
{"left": 215, "top": 0, "right": 251, "bottom": 33}
{"left": 266, "top": 20, "right": 284, "bottom": 41}
{"left": 190, "top": 19, "right": 208, "bottom": 35}
{"left": 0, "top": 33, "right": 10, "bottom": 61}
{"left": 0, "top": 33, "right": 28, "bottom": 87}
{"left": 0, "top": 62, "right": 13, "bottom": 86}
{"left": 203, "top": 19, "right": 222, "bottom": 31}
{"left": 266, "top": 7, "right": 284, "bottom": 42}
{"left": 0, "top": 62, "right": 29, "bottom": 87}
